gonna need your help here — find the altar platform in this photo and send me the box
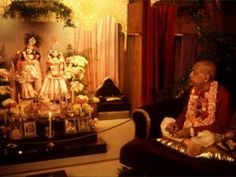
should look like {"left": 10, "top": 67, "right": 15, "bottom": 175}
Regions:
{"left": 0, "top": 136, "right": 107, "bottom": 166}
{"left": 0, "top": 118, "right": 133, "bottom": 177}
{"left": 0, "top": 100, "right": 107, "bottom": 166}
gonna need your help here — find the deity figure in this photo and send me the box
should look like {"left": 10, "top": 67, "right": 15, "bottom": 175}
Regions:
{"left": 15, "top": 34, "right": 42, "bottom": 99}
{"left": 39, "top": 44, "right": 70, "bottom": 101}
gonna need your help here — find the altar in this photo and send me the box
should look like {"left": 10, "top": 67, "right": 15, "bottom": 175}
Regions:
{"left": 0, "top": 31, "right": 109, "bottom": 165}
{"left": 0, "top": 99, "right": 106, "bottom": 166}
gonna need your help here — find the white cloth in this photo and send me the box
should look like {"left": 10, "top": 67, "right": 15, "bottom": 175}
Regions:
{"left": 160, "top": 117, "right": 183, "bottom": 143}
{"left": 161, "top": 117, "right": 217, "bottom": 146}
{"left": 191, "top": 130, "right": 216, "bottom": 147}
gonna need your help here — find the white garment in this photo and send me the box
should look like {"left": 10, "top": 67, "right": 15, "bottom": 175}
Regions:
{"left": 161, "top": 117, "right": 216, "bottom": 147}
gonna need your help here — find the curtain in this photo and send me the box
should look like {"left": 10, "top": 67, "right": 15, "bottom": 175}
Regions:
{"left": 74, "top": 16, "right": 119, "bottom": 93}
{"left": 174, "top": 33, "right": 203, "bottom": 80}
{"left": 141, "top": 0, "right": 154, "bottom": 106}
{"left": 153, "top": 4, "right": 177, "bottom": 96}
{"left": 141, "top": 1, "right": 177, "bottom": 106}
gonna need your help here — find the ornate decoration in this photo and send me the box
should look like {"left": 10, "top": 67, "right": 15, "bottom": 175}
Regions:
{"left": 0, "top": 0, "right": 128, "bottom": 31}
{"left": 2, "top": 0, "right": 75, "bottom": 28}
{"left": 63, "top": 0, "right": 128, "bottom": 32}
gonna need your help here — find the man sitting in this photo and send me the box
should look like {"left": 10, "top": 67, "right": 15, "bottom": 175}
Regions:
{"left": 161, "top": 59, "right": 233, "bottom": 157}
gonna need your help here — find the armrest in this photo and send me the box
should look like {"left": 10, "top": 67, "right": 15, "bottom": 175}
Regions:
{"left": 132, "top": 97, "right": 184, "bottom": 139}
{"left": 132, "top": 108, "right": 151, "bottom": 139}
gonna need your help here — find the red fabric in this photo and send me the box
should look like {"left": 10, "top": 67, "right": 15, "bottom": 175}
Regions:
{"left": 177, "top": 34, "right": 203, "bottom": 78}
{"left": 153, "top": 5, "right": 177, "bottom": 92}
{"left": 140, "top": 0, "right": 154, "bottom": 107}
{"left": 176, "top": 85, "right": 233, "bottom": 134}
{"left": 140, "top": 1, "right": 177, "bottom": 107}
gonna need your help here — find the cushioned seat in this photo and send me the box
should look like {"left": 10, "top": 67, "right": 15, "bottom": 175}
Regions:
{"left": 119, "top": 97, "right": 236, "bottom": 176}
{"left": 95, "top": 77, "right": 130, "bottom": 119}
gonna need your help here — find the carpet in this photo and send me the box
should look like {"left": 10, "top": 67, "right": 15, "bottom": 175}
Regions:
{"left": 118, "top": 166, "right": 146, "bottom": 177}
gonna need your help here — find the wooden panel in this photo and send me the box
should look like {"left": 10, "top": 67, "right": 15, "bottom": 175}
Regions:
{"left": 125, "top": 35, "right": 142, "bottom": 110}
{"left": 128, "top": 1, "right": 143, "bottom": 34}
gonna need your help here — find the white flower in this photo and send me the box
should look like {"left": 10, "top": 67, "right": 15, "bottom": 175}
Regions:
{"left": 82, "top": 103, "right": 94, "bottom": 114}
{"left": 66, "top": 55, "right": 88, "bottom": 67}
{"left": 66, "top": 55, "right": 88, "bottom": 93}
{"left": 2, "top": 98, "right": 16, "bottom": 107}
{"left": 0, "top": 86, "right": 12, "bottom": 95}
{"left": 77, "top": 95, "right": 89, "bottom": 102}
{"left": 70, "top": 81, "right": 84, "bottom": 92}
{"left": 0, "top": 68, "right": 9, "bottom": 80}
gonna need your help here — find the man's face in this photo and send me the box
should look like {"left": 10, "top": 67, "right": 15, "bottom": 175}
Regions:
{"left": 189, "top": 62, "right": 208, "bottom": 87}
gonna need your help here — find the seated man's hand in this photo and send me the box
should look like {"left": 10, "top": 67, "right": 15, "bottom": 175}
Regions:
{"left": 173, "top": 128, "right": 191, "bottom": 138}
{"left": 165, "top": 122, "right": 179, "bottom": 135}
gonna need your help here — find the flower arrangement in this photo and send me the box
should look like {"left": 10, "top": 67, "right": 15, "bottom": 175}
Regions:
{"left": 0, "top": 68, "right": 9, "bottom": 81}
{"left": 73, "top": 94, "right": 94, "bottom": 117}
{"left": 0, "top": 45, "right": 6, "bottom": 68}
{"left": 64, "top": 55, "right": 88, "bottom": 94}
{"left": 0, "top": 48, "right": 16, "bottom": 119}
{"left": 2, "top": 98, "right": 17, "bottom": 108}
{"left": 0, "top": 86, "right": 12, "bottom": 95}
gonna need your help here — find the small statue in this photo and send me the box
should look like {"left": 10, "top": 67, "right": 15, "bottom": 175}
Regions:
{"left": 39, "top": 43, "right": 70, "bottom": 101}
{"left": 15, "top": 33, "right": 42, "bottom": 99}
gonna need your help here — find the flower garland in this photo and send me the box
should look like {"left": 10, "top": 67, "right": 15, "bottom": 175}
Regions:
{"left": 183, "top": 81, "right": 218, "bottom": 128}
{"left": 3, "top": 0, "right": 75, "bottom": 28}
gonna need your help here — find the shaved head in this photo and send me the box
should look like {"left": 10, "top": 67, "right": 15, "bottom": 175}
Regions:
{"left": 194, "top": 60, "right": 216, "bottom": 81}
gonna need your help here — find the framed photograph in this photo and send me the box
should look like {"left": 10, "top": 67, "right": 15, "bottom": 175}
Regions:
{"left": 23, "top": 121, "right": 37, "bottom": 138}
{"left": 10, "top": 122, "right": 23, "bottom": 140}
{"left": 78, "top": 118, "right": 90, "bottom": 132}
{"left": 64, "top": 118, "right": 77, "bottom": 134}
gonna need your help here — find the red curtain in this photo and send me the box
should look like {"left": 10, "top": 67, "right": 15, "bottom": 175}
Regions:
{"left": 140, "top": 0, "right": 154, "bottom": 106}
{"left": 141, "top": 1, "right": 177, "bottom": 106}
{"left": 153, "top": 4, "right": 177, "bottom": 95}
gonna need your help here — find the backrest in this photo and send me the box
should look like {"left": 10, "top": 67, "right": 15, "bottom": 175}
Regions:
{"left": 95, "top": 77, "right": 121, "bottom": 98}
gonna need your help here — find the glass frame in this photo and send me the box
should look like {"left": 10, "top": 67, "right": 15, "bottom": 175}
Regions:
{"left": 78, "top": 118, "right": 90, "bottom": 132}
{"left": 10, "top": 122, "right": 23, "bottom": 140}
{"left": 64, "top": 118, "right": 78, "bottom": 134}
{"left": 23, "top": 121, "right": 37, "bottom": 138}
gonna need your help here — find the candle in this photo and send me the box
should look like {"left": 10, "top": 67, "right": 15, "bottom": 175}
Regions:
{"left": 59, "top": 94, "right": 61, "bottom": 104}
{"left": 48, "top": 112, "right": 52, "bottom": 138}
{"left": 4, "top": 111, "right": 7, "bottom": 124}
{"left": 71, "top": 90, "right": 74, "bottom": 104}
{"left": 65, "top": 97, "right": 68, "bottom": 105}
{"left": 88, "top": 109, "right": 91, "bottom": 118}
{"left": 18, "top": 93, "right": 21, "bottom": 104}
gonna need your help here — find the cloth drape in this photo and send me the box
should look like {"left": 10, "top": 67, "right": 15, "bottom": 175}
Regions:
{"left": 153, "top": 4, "right": 177, "bottom": 96}
{"left": 141, "top": 1, "right": 177, "bottom": 106}
{"left": 74, "top": 16, "right": 119, "bottom": 93}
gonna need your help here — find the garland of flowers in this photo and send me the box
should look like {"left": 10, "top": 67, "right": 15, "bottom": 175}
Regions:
{"left": 183, "top": 81, "right": 218, "bottom": 128}
{"left": 2, "top": 0, "right": 75, "bottom": 28}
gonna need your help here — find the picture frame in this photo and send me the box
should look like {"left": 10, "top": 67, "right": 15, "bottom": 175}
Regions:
{"left": 10, "top": 122, "right": 23, "bottom": 140}
{"left": 78, "top": 118, "right": 90, "bottom": 132}
{"left": 64, "top": 118, "right": 77, "bottom": 134}
{"left": 23, "top": 121, "right": 37, "bottom": 138}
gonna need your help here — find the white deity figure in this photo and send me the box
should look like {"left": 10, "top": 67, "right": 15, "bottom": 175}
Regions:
{"left": 39, "top": 44, "right": 70, "bottom": 101}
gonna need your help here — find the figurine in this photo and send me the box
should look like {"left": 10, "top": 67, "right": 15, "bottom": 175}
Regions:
{"left": 39, "top": 43, "right": 70, "bottom": 101}
{"left": 15, "top": 34, "right": 42, "bottom": 99}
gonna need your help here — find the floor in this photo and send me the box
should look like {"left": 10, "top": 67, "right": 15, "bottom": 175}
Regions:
{"left": 0, "top": 118, "right": 134, "bottom": 177}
